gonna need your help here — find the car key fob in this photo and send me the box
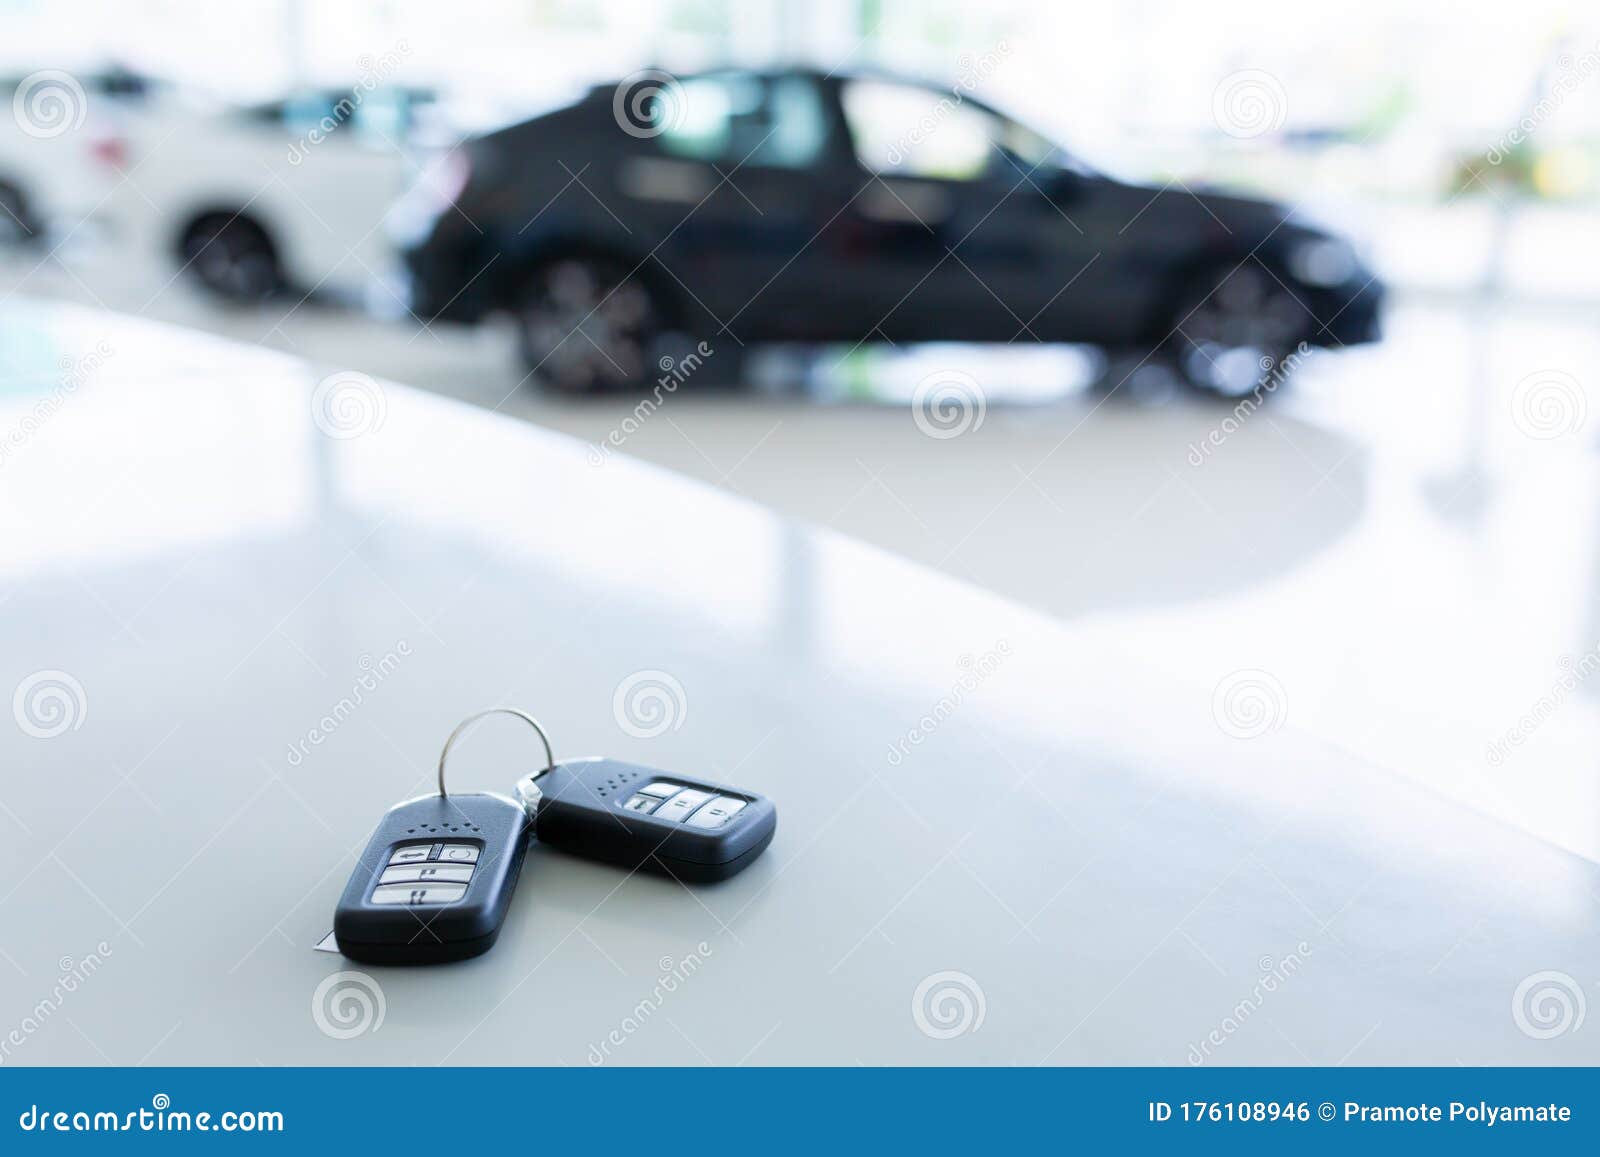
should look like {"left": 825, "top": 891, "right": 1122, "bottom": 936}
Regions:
{"left": 332, "top": 791, "right": 530, "bottom": 964}
{"left": 520, "top": 758, "right": 775, "bottom": 882}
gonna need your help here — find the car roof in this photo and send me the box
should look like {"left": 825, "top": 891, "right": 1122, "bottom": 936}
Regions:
{"left": 589, "top": 64, "right": 969, "bottom": 95}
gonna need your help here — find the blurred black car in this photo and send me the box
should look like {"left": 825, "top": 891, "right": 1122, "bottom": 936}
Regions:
{"left": 393, "top": 68, "right": 1382, "bottom": 393}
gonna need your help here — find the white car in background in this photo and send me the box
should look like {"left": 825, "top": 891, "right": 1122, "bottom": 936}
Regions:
{"left": 0, "top": 67, "right": 153, "bottom": 244}
{"left": 99, "top": 84, "right": 451, "bottom": 302}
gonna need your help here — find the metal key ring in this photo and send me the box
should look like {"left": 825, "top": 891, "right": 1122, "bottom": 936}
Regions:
{"left": 437, "top": 707, "right": 555, "bottom": 797}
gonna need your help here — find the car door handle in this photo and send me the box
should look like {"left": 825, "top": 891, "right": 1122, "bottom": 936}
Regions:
{"left": 619, "top": 157, "right": 718, "bottom": 204}
{"left": 858, "top": 180, "right": 953, "bottom": 226}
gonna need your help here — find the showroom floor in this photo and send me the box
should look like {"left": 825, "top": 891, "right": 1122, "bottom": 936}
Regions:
{"left": 5, "top": 243, "right": 1600, "bottom": 868}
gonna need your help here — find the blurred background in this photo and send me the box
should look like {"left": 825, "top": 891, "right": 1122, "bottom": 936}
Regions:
{"left": 4, "top": 1, "right": 1600, "bottom": 860}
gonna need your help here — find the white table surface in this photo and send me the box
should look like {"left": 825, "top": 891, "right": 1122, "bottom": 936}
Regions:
{"left": 1, "top": 301, "right": 1596, "bottom": 1066}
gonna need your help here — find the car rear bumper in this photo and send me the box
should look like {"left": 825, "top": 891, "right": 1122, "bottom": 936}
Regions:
{"left": 1308, "top": 275, "right": 1384, "bottom": 347}
{"left": 398, "top": 238, "right": 495, "bottom": 325}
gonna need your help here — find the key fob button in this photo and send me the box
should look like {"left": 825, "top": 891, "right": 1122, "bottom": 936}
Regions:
{"left": 438, "top": 844, "right": 480, "bottom": 863}
{"left": 623, "top": 793, "right": 663, "bottom": 813}
{"left": 388, "top": 845, "right": 433, "bottom": 865}
{"left": 637, "top": 782, "right": 680, "bottom": 798}
{"left": 379, "top": 864, "right": 474, "bottom": 885}
{"left": 685, "top": 796, "right": 747, "bottom": 829}
{"left": 370, "top": 882, "right": 467, "bottom": 905}
{"left": 652, "top": 788, "right": 713, "bottom": 823}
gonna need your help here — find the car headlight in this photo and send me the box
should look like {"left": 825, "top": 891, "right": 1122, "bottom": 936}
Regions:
{"left": 1286, "top": 236, "right": 1358, "bottom": 288}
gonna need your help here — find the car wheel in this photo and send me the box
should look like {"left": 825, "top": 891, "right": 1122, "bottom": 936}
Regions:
{"left": 0, "top": 180, "right": 36, "bottom": 243}
{"left": 1165, "top": 263, "right": 1307, "bottom": 396}
{"left": 515, "top": 256, "right": 663, "bottom": 393}
{"left": 180, "top": 214, "right": 282, "bottom": 301}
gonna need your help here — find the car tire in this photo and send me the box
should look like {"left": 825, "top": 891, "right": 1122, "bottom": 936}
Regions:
{"left": 0, "top": 180, "right": 37, "bottom": 243}
{"left": 180, "top": 213, "right": 283, "bottom": 301}
{"left": 1163, "top": 262, "right": 1307, "bottom": 396}
{"left": 514, "top": 255, "right": 664, "bottom": 394}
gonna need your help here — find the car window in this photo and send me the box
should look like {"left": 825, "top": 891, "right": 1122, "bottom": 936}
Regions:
{"left": 841, "top": 78, "right": 1054, "bottom": 181}
{"left": 658, "top": 74, "right": 826, "bottom": 169}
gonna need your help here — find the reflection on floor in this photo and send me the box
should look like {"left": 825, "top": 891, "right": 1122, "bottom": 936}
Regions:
{"left": 3, "top": 244, "right": 1598, "bottom": 864}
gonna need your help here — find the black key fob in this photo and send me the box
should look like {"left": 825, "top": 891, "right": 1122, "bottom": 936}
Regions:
{"left": 521, "top": 758, "right": 776, "bottom": 882}
{"left": 332, "top": 792, "right": 530, "bottom": 964}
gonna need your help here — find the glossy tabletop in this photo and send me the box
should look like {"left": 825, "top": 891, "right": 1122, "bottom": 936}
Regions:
{"left": 1, "top": 301, "right": 1596, "bottom": 1066}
